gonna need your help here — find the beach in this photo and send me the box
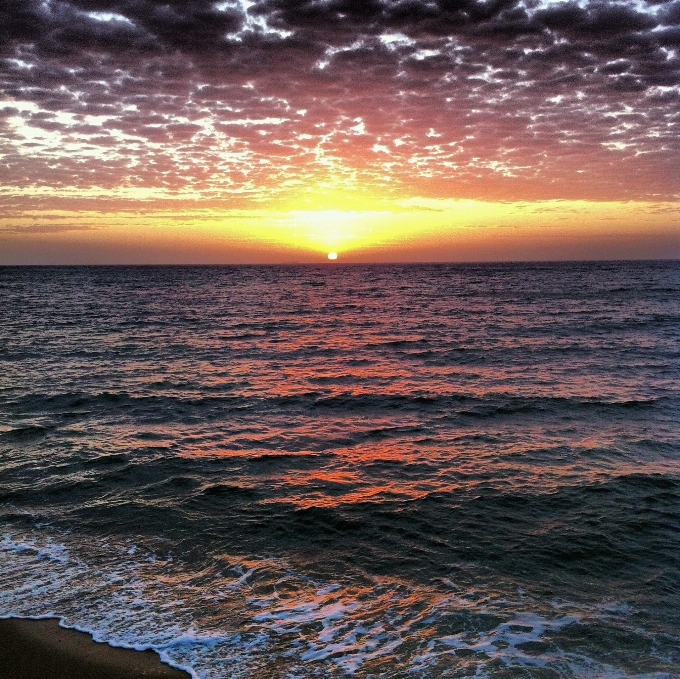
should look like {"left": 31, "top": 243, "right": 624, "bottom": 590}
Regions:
{"left": 0, "top": 618, "right": 189, "bottom": 679}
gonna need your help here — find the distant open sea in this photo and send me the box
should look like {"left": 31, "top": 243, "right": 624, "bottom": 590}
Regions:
{"left": 1, "top": 262, "right": 679, "bottom": 678}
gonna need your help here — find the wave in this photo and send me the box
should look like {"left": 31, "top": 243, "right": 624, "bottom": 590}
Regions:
{"left": 0, "top": 424, "right": 53, "bottom": 441}
{"left": 1, "top": 528, "right": 676, "bottom": 679}
{"left": 7, "top": 389, "right": 667, "bottom": 410}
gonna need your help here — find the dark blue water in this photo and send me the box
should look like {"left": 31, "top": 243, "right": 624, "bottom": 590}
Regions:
{"left": 1, "top": 262, "right": 679, "bottom": 678}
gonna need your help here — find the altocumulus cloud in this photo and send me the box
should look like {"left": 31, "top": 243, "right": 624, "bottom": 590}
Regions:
{"left": 0, "top": 0, "right": 679, "bottom": 206}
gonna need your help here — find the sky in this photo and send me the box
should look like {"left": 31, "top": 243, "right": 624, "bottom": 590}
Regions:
{"left": 1, "top": 0, "right": 679, "bottom": 263}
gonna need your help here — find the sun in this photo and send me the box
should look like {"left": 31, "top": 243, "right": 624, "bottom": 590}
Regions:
{"left": 327, "top": 252, "right": 338, "bottom": 260}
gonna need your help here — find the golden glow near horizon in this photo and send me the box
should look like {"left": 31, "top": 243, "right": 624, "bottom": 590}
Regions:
{"left": 2, "top": 197, "right": 678, "bottom": 263}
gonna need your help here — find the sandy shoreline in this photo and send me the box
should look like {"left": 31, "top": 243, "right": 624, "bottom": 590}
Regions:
{"left": 0, "top": 618, "right": 190, "bottom": 679}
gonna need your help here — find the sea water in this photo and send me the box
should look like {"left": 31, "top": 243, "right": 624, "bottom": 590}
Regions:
{"left": 1, "top": 262, "right": 679, "bottom": 678}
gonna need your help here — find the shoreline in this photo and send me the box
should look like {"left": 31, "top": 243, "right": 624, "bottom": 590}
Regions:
{"left": 0, "top": 618, "right": 191, "bottom": 679}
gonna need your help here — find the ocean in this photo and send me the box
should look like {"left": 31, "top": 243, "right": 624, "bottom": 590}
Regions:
{"left": 1, "top": 261, "right": 679, "bottom": 678}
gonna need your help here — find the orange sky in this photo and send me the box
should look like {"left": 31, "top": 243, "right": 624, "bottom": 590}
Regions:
{"left": 3, "top": 197, "right": 678, "bottom": 263}
{"left": 1, "top": 0, "right": 679, "bottom": 263}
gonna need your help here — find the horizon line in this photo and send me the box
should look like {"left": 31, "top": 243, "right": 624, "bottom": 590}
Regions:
{"left": 2, "top": 258, "right": 679, "bottom": 267}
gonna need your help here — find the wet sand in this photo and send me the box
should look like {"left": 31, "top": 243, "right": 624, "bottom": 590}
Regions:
{"left": 0, "top": 618, "right": 190, "bottom": 679}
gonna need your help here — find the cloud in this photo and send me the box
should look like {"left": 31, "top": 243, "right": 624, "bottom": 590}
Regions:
{"left": 0, "top": 0, "right": 678, "bottom": 207}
